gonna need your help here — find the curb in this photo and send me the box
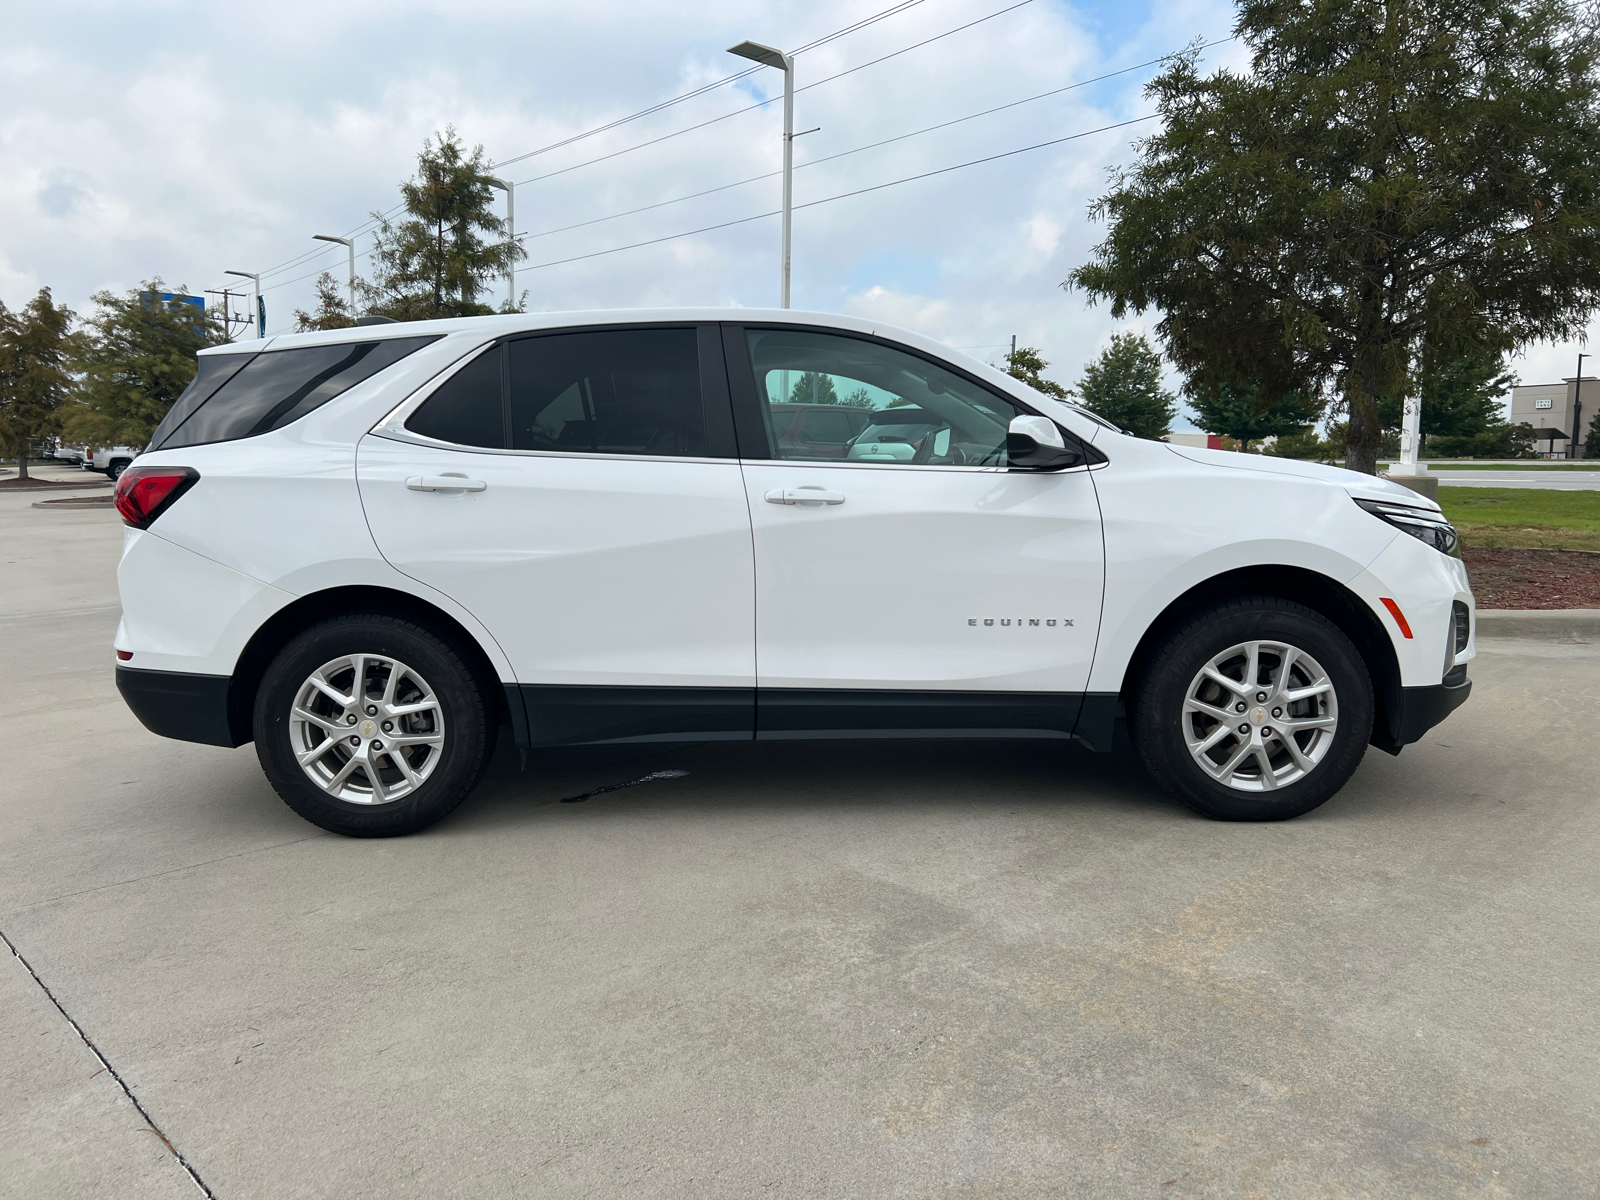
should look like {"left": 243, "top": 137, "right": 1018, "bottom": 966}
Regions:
{"left": 1476, "top": 609, "right": 1600, "bottom": 642}
{"left": 1, "top": 480, "right": 113, "bottom": 493}
{"left": 32, "top": 495, "right": 115, "bottom": 510}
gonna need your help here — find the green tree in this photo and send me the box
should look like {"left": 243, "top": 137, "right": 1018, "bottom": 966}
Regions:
{"left": 294, "top": 272, "right": 357, "bottom": 332}
{"left": 1188, "top": 377, "right": 1321, "bottom": 452}
{"left": 788, "top": 371, "right": 839, "bottom": 405}
{"left": 1067, "top": 0, "right": 1600, "bottom": 474}
{"left": 66, "top": 281, "right": 225, "bottom": 449}
{"left": 1075, "top": 333, "right": 1178, "bottom": 439}
{"left": 1586, "top": 406, "right": 1600, "bottom": 459}
{"left": 364, "top": 128, "right": 525, "bottom": 321}
{"left": 1263, "top": 427, "right": 1337, "bottom": 461}
{"left": 1002, "top": 345, "right": 1069, "bottom": 399}
{"left": 0, "top": 289, "right": 76, "bottom": 480}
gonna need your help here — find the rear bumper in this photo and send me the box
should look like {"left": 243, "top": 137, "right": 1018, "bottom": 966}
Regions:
{"left": 116, "top": 666, "right": 246, "bottom": 748}
{"left": 1373, "top": 676, "right": 1472, "bottom": 753}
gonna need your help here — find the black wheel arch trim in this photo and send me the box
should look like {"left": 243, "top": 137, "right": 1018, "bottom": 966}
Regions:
{"left": 1111, "top": 565, "right": 1405, "bottom": 756}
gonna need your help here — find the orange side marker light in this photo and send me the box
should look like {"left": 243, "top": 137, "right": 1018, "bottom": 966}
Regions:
{"left": 1379, "top": 597, "right": 1413, "bottom": 639}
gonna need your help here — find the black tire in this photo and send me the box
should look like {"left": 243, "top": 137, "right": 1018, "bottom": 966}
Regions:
{"left": 253, "top": 614, "right": 497, "bottom": 837}
{"left": 107, "top": 460, "right": 130, "bottom": 481}
{"left": 1131, "top": 597, "right": 1374, "bottom": 821}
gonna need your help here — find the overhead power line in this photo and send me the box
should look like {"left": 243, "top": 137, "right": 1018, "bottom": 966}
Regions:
{"left": 509, "top": 113, "right": 1158, "bottom": 275}
{"left": 491, "top": 0, "right": 933, "bottom": 170}
{"left": 219, "top": 0, "right": 937, "bottom": 292}
{"left": 511, "top": 0, "right": 1038, "bottom": 189}
{"left": 509, "top": 37, "right": 1232, "bottom": 247}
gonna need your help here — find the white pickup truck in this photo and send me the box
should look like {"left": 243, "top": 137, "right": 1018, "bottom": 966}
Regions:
{"left": 82, "top": 445, "right": 140, "bottom": 480}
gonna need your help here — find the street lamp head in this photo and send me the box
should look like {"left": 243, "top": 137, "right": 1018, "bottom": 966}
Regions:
{"left": 224, "top": 269, "right": 258, "bottom": 281}
{"left": 313, "top": 234, "right": 354, "bottom": 248}
{"left": 484, "top": 177, "right": 511, "bottom": 193}
{"left": 728, "top": 40, "right": 789, "bottom": 70}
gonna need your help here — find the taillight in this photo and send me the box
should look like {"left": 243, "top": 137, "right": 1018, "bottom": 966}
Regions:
{"left": 114, "top": 466, "right": 199, "bottom": 529}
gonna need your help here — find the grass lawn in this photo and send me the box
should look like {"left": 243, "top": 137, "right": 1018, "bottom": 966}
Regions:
{"left": 1375, "top": 461, "right": 1600, "bottom": 471}
{"left": 1424, "top": 462, "right": 1600, "bottom": 471}
{"left": 1437, "top": 487, "right": 1600, "bottom": 551}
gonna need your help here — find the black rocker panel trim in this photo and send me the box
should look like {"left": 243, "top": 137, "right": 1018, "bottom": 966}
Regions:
{"left": 116, "top": 666, "right": 243, "bottom": 748}
{"left": 756, "top": 688, "right": 1086, "bottom": 740}
{"left": 519, "top": 685, "right": 755, "bottom": 746}
{"left": 513, "top": 685, "right": 1097, "bottom": 747}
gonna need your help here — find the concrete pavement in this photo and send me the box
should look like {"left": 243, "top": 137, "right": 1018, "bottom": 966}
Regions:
{"left": 3, "top": 485, "right": 1598, "bottom": 1198}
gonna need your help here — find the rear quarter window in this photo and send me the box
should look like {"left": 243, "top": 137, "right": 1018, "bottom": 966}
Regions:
{"left": 153, "top": 336, "right": 440, "bottom": 450}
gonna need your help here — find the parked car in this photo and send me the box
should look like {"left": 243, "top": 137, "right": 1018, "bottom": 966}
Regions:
{"left": 84, "top": 445, "right": 139, "bottom": 479}
{"left": 51, "top": 440, "right": 88, "bottom": 464}
{"left": 111, "top": 310, "right": 1473, "bottom": 837}
{"left": 769, "top": 402, "right": 872, "bottom": 459}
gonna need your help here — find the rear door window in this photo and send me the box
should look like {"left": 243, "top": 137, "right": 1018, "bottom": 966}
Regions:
{"left": 405, "top": 345, "right": 506, "bottom": 448}
{"left": 154, "top": 336, "right": 440, "bottom": 450}
{"left": 509, "top": 328, "right": 706, "bottom": 457}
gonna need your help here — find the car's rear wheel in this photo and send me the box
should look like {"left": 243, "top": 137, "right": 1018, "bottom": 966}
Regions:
{"left": 1131, "top": 597, "right": 1374, "bottom": 821}
{"left": 107, "top": 459, "right": 130, "bottom": 481}
{"left": 254, "top": 614, "right": 496, "bottom": 836}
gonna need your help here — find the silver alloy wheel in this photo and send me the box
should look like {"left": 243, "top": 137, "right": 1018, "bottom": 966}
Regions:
{"left": 1181, "top": 639, "right": 1339, "bottom": 793}
{"left": 288, "top": 653, "right": 445, "bottom": 804}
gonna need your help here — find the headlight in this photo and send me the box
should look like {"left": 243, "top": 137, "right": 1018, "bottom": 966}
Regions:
{"left": 1354, "top": 498, "right": 1461, "bottom": 557}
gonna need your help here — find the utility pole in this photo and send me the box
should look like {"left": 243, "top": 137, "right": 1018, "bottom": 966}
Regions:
{"left": 205, "top": 288, "right": 249, "bottom": 342}
{"left": 485, "top": 178, "right": 515, "bottom": 311}
{"left": 1010, "top": 334, "right": 1017, "bottom": 365}
{"left": 1574, "top": 352, "right": 1589, "bottom": 460}
{"left": 225, "top": 270, "right": 263, "bottom": 338}
{"left": 728, "top": 40, "right": 794, "bottom": 308}
{"left": 313, "top": 234, "right": 357, "bottom": 317}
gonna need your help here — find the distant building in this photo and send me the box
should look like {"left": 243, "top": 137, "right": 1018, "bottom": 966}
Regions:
{"left": 1510, "top": 376, "right": 1595, "bottom": 456}
{"left": 1165, "top": 433, "right": 1225, "bottom": 449}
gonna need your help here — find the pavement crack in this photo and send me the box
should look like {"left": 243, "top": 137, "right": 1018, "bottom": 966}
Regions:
{"left": 1, "top": 927, "right": 216, "bottom": 1199}
{"left": 6, "top": 833, "right": 330, "bottom": 915}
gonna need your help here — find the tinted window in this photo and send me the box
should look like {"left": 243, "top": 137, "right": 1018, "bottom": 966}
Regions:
{"left": 509, "top": 329, "right": 705, "bottom": 456}
{"left": 406, "top": 345, "right": 505, "bottom": 448}
{"left": 147, "top": 351, "right": 258, "bottom": 450}
{"left": 745, "top": 329, "right": 1019, "bottom": 466}
{"left": 156, "top": 336, "right": 439, "bottom": 450}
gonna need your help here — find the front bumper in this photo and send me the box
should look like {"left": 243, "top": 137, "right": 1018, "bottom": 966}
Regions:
{"left": 1372, "top": 675, "right": 1472, "bottom": 754}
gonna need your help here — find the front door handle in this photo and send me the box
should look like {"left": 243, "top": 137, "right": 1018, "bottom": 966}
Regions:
{"left": 406, "top": 475, "right": 487, "bottom": 493}
{"left": 764, "top": 487, "right": 845, "bottom": 506}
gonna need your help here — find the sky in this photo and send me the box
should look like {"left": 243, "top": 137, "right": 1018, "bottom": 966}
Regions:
{"left": 1, "top": 0, "right": 1592, "bottom": 427}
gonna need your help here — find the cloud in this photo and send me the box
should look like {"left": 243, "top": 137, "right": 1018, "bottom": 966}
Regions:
{"left": 2, "top": 0, "right": 1255, "bottom": 389}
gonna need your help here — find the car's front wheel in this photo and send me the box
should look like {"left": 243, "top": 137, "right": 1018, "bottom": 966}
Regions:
{"left": 254, "top": 614, "right": 496, "bottom": 836}
{"left": 1132, "top": 597, "right": 1374, "bottom": 821}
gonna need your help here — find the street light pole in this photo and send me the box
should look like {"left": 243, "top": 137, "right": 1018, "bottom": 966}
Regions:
{"left": 224, "top": 270, "right": 262, "bottom": 338}
{"left": 728, "top": 39, "right": 794, "bottom": 308}
{"left": 485, "top": 177, "right": 515, "bottom": 311}
{"left": 313, "top": 234, "right": 356, "bottom": 317}
{"left": 1574, "top": 352, "right": 1589, "bottom": 460}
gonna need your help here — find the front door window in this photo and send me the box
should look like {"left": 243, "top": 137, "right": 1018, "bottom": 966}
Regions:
{"left": 745, "top": 328, "right": 1020, "bottom": 467}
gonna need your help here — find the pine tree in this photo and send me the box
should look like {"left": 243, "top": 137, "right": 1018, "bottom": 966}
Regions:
{"left": 364, "top": 128, "right": 525, "bottom": 321}
{"left": 1188, "top": 377, "right": 1322, "bottom": 452}
{"left": 788, "top": 371, "right": 840, "bottom": 405}
{"left": 1075, "top": 333, "right": 1178, "bottom": 439}
{"left": 1002, "top": 345, "right": 1070, "bottom": 399}
{"left": 294, "top": 272, "right": 357, "bottom": 332}
{"left": 0, "top": 290, "right": 76, "bottom": 480}
{"left": 66, "top": 281, "right": 225, "bottom": 449}
{"left": 1068, "top": 0, "right": 1600, "bottom": 474}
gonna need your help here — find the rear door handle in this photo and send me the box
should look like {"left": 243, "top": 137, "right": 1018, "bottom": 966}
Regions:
{"left": 764, "top": 487, "right": 845, "bottom": 506}
{"left": 406, "top": 475, "right": 487, "bottom": 493}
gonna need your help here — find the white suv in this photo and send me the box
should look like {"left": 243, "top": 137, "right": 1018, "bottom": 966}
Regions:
{"left": 112, "top": 310, "right": 1473, "bottom": 836}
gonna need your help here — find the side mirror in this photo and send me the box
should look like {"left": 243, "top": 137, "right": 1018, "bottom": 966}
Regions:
{"left": 1007, "top": 415, "right": 1084, "bottom": 470}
